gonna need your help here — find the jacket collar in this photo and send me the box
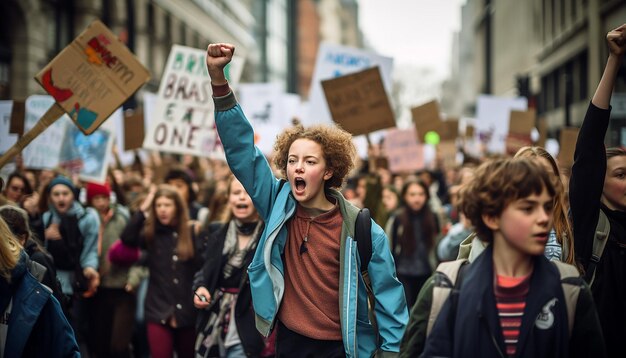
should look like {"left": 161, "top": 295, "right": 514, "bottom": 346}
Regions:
{"left": 465, "top": 246, "right": 565, "bottom": 355}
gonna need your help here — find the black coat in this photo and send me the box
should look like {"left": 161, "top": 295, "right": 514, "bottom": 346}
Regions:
{"left": 570, "top": 103, "right": 626, "bottom": 357}
{"left": 121, "top": 211, "right": 206, "bottom": 328}
{"left": 193, "top": 221, "right": 267, "bottom": 357}
{"left": 423, "top": 246, "right": 604, "bottom": 358}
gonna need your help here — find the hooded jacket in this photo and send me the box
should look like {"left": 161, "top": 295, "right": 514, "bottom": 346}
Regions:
{"left": 214, "top": 91, "right": 408, "bottom": 357}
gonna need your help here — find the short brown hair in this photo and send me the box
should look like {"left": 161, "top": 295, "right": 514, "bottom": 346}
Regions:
{"left": 272, "top": 124, "right": 356, "bottom": 189}
{"left": 459, "top": 158, "right": 556, "bottom": 242}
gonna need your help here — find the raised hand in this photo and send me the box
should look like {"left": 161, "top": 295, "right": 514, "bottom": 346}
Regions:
{"left": 205, "top": 43, "right": 235, "bottom": 85}
{"left": 607, "top": 24, "right": 626, "bottom": 58}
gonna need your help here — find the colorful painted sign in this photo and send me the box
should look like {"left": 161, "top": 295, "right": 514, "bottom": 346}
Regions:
{"left": 34, "top": 20, "right": 150, "bottom": 134}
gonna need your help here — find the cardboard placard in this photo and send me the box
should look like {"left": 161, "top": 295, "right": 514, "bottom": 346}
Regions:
{"left": 124, "top": 109, "right": 144, "bottom": 150}
{"left": 439, "top": 119, "right": 459, "bottom": 141}
{"left": 438, "top": 141, "right": 458, "bottom": 169}
{"left": 465, "top": 125, "right": 475, "bottom": 138}
{"left": 505, "top": 133, "right": 533, "bottom": 155}
{"left": 411, "top": 100, "right": 441, "bottom": 140}
{"left": 537, "top": 117, "right": 547, "bottom": 148}
{"left": 382, "top": 127, "right": 424, "bottom": 173}
{"left": 9, "top": 100, "right": 25, "bottom": 136}
{"left": 321, "top": 66, "right": 395, "bottom": 136}
{"left": 509, "top": 109, "right": 536, "bottom": 134}
{"left": 558, "top": 127, "right": 579, "bottom": 168}
{"left": 34, "top": 20, "right": 150, "bottom": 135}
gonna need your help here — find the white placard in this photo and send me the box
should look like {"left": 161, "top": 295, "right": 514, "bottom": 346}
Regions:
{"left": 22, "top": 95, "right": 71, "bottom": 169}
{"left": 144, "top": 45, "right": 221, "bottom": 157}
{"left": 0, "top": 101, "right": 17, "bottom": 154}
{"left": 475, "top": 95, "right": 528, "bottom": 154}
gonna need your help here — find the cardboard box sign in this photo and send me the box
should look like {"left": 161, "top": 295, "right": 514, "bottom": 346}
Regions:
{"left": 509, "top": 109, "right": 536, "bottom": 135}
{"left": 124, "top": 109, "right": 145, "bottom": 151}
{"left": 321, "top": 66, "right": 395, "bottom": 136}
{"left": 558, "top": 127, "right": 580, "bottom": 169}
{"left": 382, "top": 127, "right": 424, "bottom": 173}
{"left": 411, "top": 100, "right": 442, "bottom": 141}
{"left": 439, "top": 119, "right": 459, "bottom": 141}
{"left": 9, "top": 100, "right": 25, "bottom": 136}
{"left": 34, "top": 20, "right": 150, "bottom": 135}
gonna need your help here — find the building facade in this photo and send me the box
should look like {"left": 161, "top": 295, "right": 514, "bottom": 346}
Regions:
{"left": 443, "top": 0, "right": 626, "bottom": 144}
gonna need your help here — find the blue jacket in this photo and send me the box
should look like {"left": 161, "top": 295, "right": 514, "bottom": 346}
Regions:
{"left": 2, "top": 251, "right": 80, "bottom": 357}
{"left": 43, "top": 201, "right": 100, "bottom": 295}
{"left": 214, "top": 92, "right": 408, "bottom": 357}
{"left": 423, "top": 246, "right": 605, "bottom": 358}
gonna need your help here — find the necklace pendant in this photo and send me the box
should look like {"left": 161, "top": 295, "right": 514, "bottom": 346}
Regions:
{"left": 300, "top": 237, "right": 308, "bottom": 255}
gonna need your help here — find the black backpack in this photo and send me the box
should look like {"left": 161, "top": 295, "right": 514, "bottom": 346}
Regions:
{"left": 354, "top": 208, "right": 378, "bottom": 338}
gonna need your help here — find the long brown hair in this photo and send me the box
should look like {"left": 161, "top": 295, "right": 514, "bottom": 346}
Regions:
{"left": 396, "top": 178, "right": 437, "bottom": 256}
{"left": 0, "top": 218, "right": 21, "bottom": 282}
{"left": 144, "top": 185, "right": 194, "bottom": 260}
{"left": 515, "top": 146, "right": 576, "bottom": 265}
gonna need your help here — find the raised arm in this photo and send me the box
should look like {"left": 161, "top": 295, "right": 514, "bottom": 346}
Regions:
{"left": 592, "top": 24, "right": 625, "bottom": 109}
{"left": 206, "top": 43, "right": 233, "bottom": 87}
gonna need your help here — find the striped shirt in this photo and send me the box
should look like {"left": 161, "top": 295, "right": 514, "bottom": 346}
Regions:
{"left": 494, "top": 272, "right": 531, "bottom": 357}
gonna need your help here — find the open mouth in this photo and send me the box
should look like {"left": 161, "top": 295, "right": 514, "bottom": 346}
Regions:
{"left": 235, "top": 203, "right": 249, "bottom": 209}
{"left": 534, "top": 232, "right": 549, "bottom": 241}
{"left": 294, "top": 178, "right": 306, "bottom": 193}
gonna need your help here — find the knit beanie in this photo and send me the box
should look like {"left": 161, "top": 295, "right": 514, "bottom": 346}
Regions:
{"left": 86, "top": 182, "right": 111, "bottom": 203}
{"left": 48, "top": 176, "right": 76, "bottom": 193}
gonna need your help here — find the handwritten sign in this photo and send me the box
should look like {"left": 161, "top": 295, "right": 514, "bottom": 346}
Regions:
{"left": 411, "top": 100, "right": 442, "bottom": 141}
{"left": 383, "top": 127, "right": 424, "bottom": 173}
{"left": 475, "top": 95, "right": 528, "bottom": 154}
{"left": 321, "top": 67, "right": 395, "bottom": 136}
{"left": 144, "top": 45, "right": 225, "bottom": 157}
{"left": 306, "top": 43, "right": 393, "bottom": 127}
{"left": 34, "top": 20, "right": 150, "bottom": 134}
{"left": 506, "top": 109, "right": 536, "bottom": 154}
{"left": 558, "top": 127, "right": 579, "bottom": 169}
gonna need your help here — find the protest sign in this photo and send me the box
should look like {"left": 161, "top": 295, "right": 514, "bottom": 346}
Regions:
{"left": 238, "top": 83, "right": 289, "bottom": 155}
{"left": 321, "top": 67, "right": 395, "bottom": 136}
{"left": 306, "top": 43, "right": 393, "bottom": 127}
{"left": 21, "top": 95, "right": 70, "bottom": 169}
{"left": 383, "top": 127, "right": 424, "bottom": 173}
{"left": 9, "top": 100, "right": 24, "bottom": 136}
{"left": 475, "top": 95, "right": 528, "bottom": 154}
{"left": 439, "top": 119, "right": 459, "bottom": 141}
{"left": 34, "top": 20, "right": 149, "bottom": 134}
{"left": 122, "top": 109, "right": 144, "bottom": 151}
{"left": 411, "top": 100, "right": 442, "bottom": 141}
{"left": 558, "top": 127, "right": 579, "bottom": 169}
{"left": 144, "top": 45, "right": 224, "bottom": 157}
{"left": 0, "top": 20, "right": 149, "bottom": 169}
{"left": 59, "top": 114, "right": 115, "bottom": 183}
{"left": 0, "top": 101, "right": 17, "bottom": 154}
{"left": 438, "top": 141, "right": 458, "bottom": 169}
{"left": 505, "top": 109, "right": 535, "bottom": 155}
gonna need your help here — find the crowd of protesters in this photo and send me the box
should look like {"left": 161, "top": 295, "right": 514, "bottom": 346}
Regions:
{"left": 0, "top": 24, "right": 624, "bottom": 358}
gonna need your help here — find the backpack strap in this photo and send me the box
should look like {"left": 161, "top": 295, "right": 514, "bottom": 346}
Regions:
{"left": 584, "top": 210, "right": 610, "bottom": 286}
{"left": 27, "top": 259, "right": 48, "bottom": 283}
{"left": 355, "top": 208, "right": 378, "bottom": 338}
{"left": 552, "top": 261, "right": 582, "bottom": 337}
{"left": 427, "top": 258, "right": 468, "bottom": 336}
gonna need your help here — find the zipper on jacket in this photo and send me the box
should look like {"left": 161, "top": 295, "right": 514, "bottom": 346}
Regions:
{"left": 479, "top": 312, "right": 505, "bottom": 358}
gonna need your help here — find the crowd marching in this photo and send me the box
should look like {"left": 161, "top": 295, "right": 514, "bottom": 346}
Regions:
{"left": 0, "top": 24, "right": 625, "bottom": 358}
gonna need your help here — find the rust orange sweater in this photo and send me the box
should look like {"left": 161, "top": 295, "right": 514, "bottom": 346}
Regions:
{"left": 278, "top": 203, "right": 343, "bottom": 340}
